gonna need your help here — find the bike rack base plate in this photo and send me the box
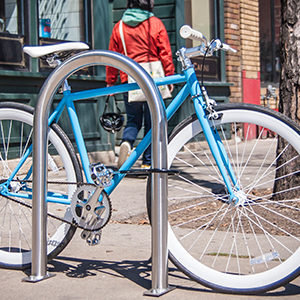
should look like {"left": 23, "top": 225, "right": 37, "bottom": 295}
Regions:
{"left": 22, "top": 272, "right": 56, "bottom": 283}
{"left": 143, "top": 285, "right": 176, "bottom": 297}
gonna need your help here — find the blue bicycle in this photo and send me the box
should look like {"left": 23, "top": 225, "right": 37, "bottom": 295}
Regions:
{"left": 0, "top": 26, "right": 299, "bottom": 294}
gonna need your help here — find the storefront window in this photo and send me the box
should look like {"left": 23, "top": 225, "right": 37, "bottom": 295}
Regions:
{"left": 184, "top": 0, "right": 215, "bottom": 47}
{"left": 0, "top": 0, "right": 23, "bottom": 35}
{"left": 0, "top": 0, "right": 26, "bottom": 69}
{"left": 259, "top": 0, "right": 281, "bottom": 84}
{"left": 184, "top": 0, "right": 219, "bottom": 81}
{"left": 38, "top": 0, "right": 85, "bottom": 41}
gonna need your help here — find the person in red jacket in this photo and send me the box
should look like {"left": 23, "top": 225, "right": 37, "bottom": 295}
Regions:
{"left": 106, "top": 0, "right": 175, "bottom": 169}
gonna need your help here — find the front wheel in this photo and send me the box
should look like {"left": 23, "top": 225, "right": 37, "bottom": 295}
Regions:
{"left": 154, "top": 103, "right": 300, "bottom": 293}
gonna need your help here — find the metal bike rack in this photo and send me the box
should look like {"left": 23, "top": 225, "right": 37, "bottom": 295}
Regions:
{"left": 25, "top": 50, "right": 173, "bottom": 296}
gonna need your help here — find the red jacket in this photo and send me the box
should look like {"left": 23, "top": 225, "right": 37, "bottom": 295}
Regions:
{"left": 106, "top": 16, "right": 175, "bottom": 85}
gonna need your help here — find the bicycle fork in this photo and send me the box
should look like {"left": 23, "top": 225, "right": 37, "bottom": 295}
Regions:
{"left": 188, "top": 71, "right": 240, "bottom": 203}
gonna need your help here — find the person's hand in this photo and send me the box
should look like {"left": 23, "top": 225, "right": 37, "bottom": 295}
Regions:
{"left": 168, "top": 84, "right": 174, "bottom": 93}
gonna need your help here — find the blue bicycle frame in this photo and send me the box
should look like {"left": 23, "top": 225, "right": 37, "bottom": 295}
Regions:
{"left": 3, "top": 65, "right": 239, "bottom": 204}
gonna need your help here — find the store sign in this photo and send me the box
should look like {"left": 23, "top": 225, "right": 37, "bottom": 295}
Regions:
{"left": 191, "top": 56, "right": 220, "bottom": 81}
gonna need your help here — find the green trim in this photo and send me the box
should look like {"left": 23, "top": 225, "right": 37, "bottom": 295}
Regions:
{"left": 28, "top": 0, "right": 38, "bottom": 73}
{"left": 0, "top": 93, "right": 37, "bottom": 99}
{"left": 0, "top": 69, "right": 106, "bottom": 81}
{"left": 108, "top": 1, "right": 114, "bottom": 38}
{"left": 218, "top": 0, "right": 226, "bottom": 82}
{"left": 175, "top": 0, "right": 185, "bottom": 73}
{"left": 0, "top": 70, "right": 47, "bottom": 78}
{"left": 92, "top": 0, "right": 111, "bottom": 77}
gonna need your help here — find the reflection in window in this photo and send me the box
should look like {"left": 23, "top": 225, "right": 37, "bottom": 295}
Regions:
{"left": 184, "top": 0, "right": 219, "bottom": 81}
{"left": 0, "top": 0, "right": 19, "bottom": 34}
{"left": 38, "top": 0, "right": 84, "bottom": 41}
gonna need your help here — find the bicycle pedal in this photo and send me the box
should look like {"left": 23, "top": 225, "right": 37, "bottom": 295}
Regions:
{"left": 81, "top": 229, "right": 102, "bottom": 246}
{"left": 89, "top": 163, "right": 114, "bottom": 187}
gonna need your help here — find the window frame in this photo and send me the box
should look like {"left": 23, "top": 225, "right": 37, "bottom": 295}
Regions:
{"left": 0, "top": 0, "right": 28, "bottom": 69}
{"left": 180, "top": 0, "right": 224, "bottom": 82}
{"left": 37, "top": 0, "right": 91, "bottom": 44}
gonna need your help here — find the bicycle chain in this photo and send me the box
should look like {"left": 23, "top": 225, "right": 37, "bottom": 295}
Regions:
{"left": 5, "top": 167, "right": 179, "bottom": 231}
{"left": 3, "top": 179, "right": 107, "bottom": 232}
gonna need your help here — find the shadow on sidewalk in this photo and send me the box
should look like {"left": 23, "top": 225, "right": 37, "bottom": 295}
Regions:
{"left": 46, "top": 256, "right": 204, "bottom": 292}
{"left": 49, "top": 256, "right": 153, "bottom": 289}
{"left": 44, "top": 256, "right": 300, "bottom": 297}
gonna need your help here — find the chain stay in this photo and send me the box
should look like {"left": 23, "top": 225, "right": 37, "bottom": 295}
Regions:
{"left": 2, "top": 180, "right": 107, "bottom": 232}
{"left": 6, "top": 166, "right": 180, "bottom": 231}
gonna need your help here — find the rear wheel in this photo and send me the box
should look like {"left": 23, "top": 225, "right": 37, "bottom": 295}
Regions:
{"left": 0, "top": 102, "right": 82, "bottom": 269}
{"left": 151, "top": 103, "right": 300, "bottom": 293}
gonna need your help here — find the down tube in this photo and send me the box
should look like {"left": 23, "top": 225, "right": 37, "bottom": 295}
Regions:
{"left": 65, "top": 98, "right": 93, "bottom": 183}
{"left": 105, "top": 84, "right": 190, "bottom": 195}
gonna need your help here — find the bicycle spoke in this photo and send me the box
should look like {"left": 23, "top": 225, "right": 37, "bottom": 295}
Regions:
{"left": 245, "top": 143, "right": 293, "bottom": 192}
{"left": 175, "top": 147, "right": 223, "bottom": 184}
{"left": 197, "top": 204, "right": 234, "bottom": 261}
{"left": 8, "top": 201, "right": 31, "bottom": 250}
{"left": 173, "top": 173, "right": 228, "bottom": 202}
{"left": 22, "top": 128, "right": 33, "bottom": 157}
{"left": 225, "top": 210, "right": 240, "bottom": 273}
{"left": 247, "top": 137, "right": 277, "bottom": 191}
{"left": 246, "top": 203, "right": 283, "bottom": 265}
{"left": 242, "top": 205, "right": 299, "bottom": 246}
{"left": 249, "top": 199, "right": 300, "bottom": 227}
{"left": 238, "top": 125, "right": 265, "bottom": 182}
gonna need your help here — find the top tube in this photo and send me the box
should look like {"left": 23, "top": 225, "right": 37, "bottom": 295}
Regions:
{"left": 65, "top": 73, "right": 187, "bottom": 102}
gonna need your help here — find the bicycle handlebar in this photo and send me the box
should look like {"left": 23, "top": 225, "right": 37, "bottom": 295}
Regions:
{"left": 179, "top": 25, "right": 237, "bottom": 55}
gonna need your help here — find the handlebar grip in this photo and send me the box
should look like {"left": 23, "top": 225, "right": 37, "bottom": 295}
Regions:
{"left": 180, "top": 25, "right": 204, "bottom": 41}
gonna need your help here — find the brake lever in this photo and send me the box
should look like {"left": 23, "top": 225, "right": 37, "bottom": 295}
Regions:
{"left": 208, "top": 40, "right": 237, "bottom": 55}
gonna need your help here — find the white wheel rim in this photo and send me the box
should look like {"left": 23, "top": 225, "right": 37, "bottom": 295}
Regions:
{"left": 167, "top": 108, "right": 300, "bottom": 290}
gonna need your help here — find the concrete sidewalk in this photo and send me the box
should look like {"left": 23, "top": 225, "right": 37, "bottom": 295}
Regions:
{"left": 1, "top": 223, "right": 299, "bottom": 300}
{"left": 0, "top": 176, "right": 299, "bottom": 299}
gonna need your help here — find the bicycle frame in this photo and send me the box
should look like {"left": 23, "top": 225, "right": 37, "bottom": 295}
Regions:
{"left": 54, "top": 73, "right": 189, "bottom": 195}
{"left": 3, "top": 63, "right": 239, "bottom": 203}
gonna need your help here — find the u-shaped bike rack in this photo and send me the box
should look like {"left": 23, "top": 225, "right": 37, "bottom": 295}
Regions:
{"left": 24, "top": 50, "right": 173, "bottom": 296}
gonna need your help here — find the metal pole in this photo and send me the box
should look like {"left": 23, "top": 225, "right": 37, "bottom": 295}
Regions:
{"left": 26, "top": 50, "right": 173, "bottom": 295}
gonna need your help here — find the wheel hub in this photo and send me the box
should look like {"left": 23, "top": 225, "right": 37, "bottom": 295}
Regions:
{"left": 232, "top": 190, "right": 249, "bottom": 206}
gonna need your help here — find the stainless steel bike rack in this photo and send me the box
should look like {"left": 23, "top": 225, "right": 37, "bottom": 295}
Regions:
{"left": 25, "top": 50, "right": 173, "bottom": 296}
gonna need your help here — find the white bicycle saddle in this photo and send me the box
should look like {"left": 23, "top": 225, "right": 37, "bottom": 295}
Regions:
{"left": 23, "top": 42, "right": 89, "bottom": 58}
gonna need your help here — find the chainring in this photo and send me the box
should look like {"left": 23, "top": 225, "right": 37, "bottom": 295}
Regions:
{"left": 70, "top": 185, "right": 112, "bottom": 231}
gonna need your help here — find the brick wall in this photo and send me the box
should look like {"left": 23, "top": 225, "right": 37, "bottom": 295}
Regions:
{"left": 240, "top": 0, "right": 260, "bottom": 78}
{"left": 224, "top": 0, "right": 260, "bottom": 103}
{"left": 224, "top": 0, "right": 242, "bottom": 103}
